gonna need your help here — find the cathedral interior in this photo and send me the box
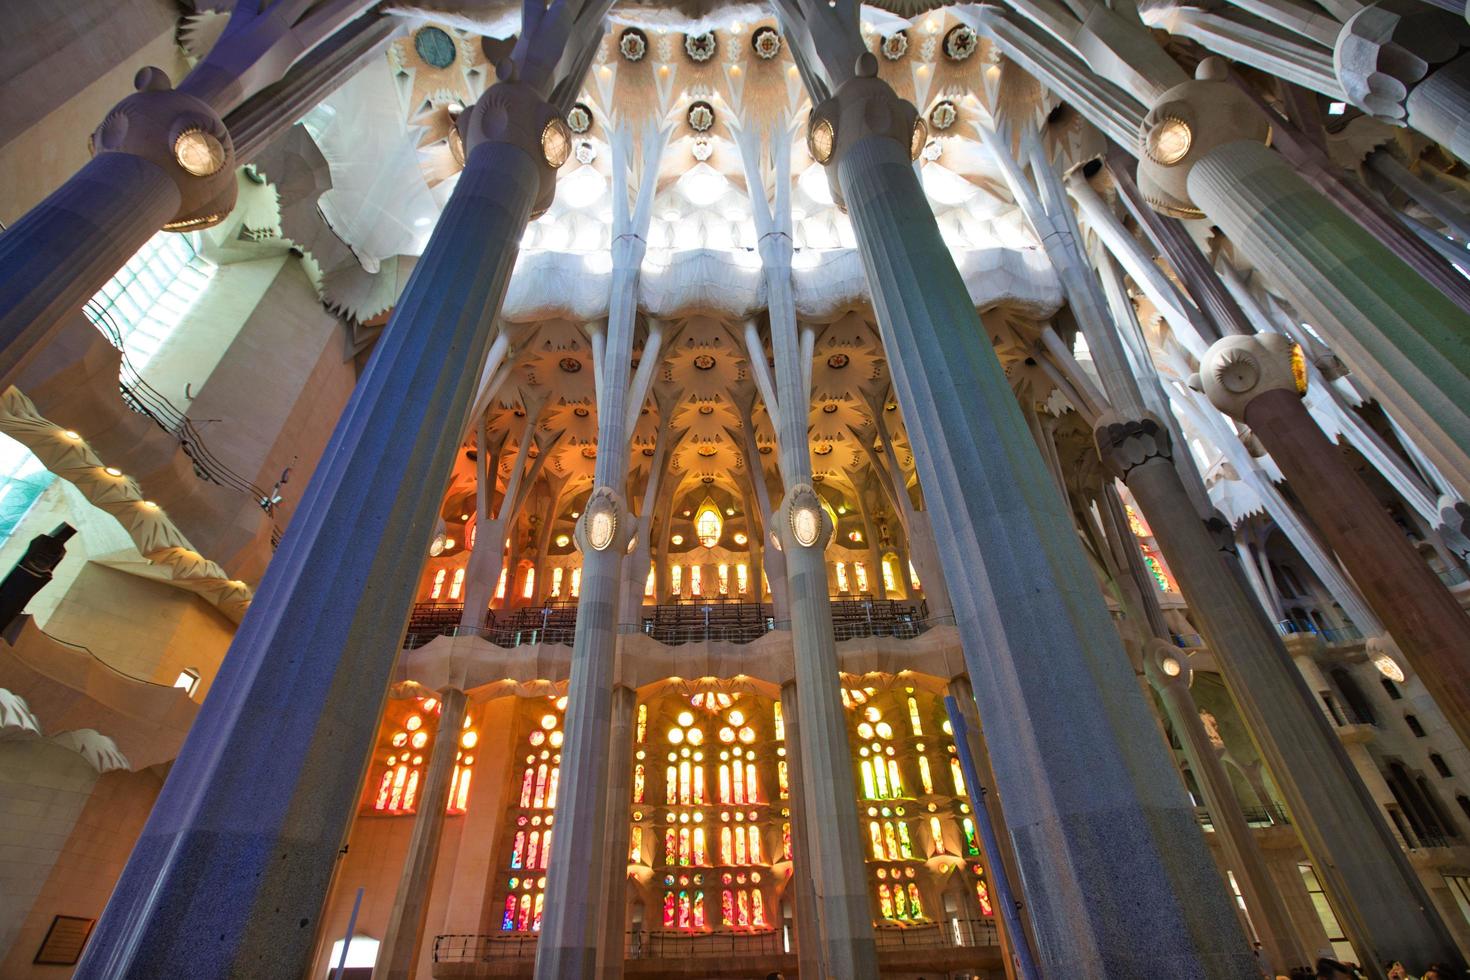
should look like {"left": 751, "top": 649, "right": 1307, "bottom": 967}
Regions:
{"left": 2, "top": 0, "right": 1470, "bottom": 977}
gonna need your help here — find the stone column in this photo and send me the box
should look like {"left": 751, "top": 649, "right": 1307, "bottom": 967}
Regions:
{"left": 536, "top": 120, "right": 666, "bottom": 978}
{"left": 0, "top": 0, "right": 374, "bottom": 386}
{"left": 376, "top": 687, "right": 470, "bottom": 980}
{"left": 595, "top": 687, "right": 637, "bottom": 978}
{"left": 1137, "top": 57, "right": 1470, "bottom": 495}
{"left": 732, "top": 116, "right": 878, "bottom": 976}
{"left": 803, "top": 51, "right": 1253, "bottom": 974}
{"left": 1219, "top": 346, "right": 1470, "bottom": 735}
{"left": 73, "top": 70, "right": 564, "bottom": 979}
{"left": 1143, "top": 645, "right": 1308, "bottom": 973}
{"left": 778, "top": 682, "right": 825, "bottom": 980}
{"left": 1096, "top": 417, "right": 1464, "bottom": 971}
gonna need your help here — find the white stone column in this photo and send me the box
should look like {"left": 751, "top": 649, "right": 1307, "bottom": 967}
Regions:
{"left": 536, "top": 117, "right": 668, "bottom": 978}
{"left": 595, "top": 686, "right": 637, "bottom": 978}
{"left": 778, "top": 682, "right": 826, "bottom": 980}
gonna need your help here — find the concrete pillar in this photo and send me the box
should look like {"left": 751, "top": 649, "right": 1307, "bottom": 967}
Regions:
{"left": 595, "top": 686, "right": 637, "bottom": 979}
{"left": 812, "top": 55, "right": 1254, "bottom": 975}
{"left": 73, "top": 73, "right": 561, "bottom": 978}
{"left": 1144, "top": 647, "right": 1309, "bottom": 973}
{"left": 778, "top": 682, "right": 826, "bottom": 980}
{"left": 376, "top": 687, "right": 469, "bottom": 979}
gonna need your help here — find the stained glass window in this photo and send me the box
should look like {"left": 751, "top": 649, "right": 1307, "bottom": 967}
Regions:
{"left": 430, "top": 568, "right": 446, "bottom": 599}
{"left": 368, "top": 698, "right": 478, "bottom": 816}
{"left": 496, "top": 695, "right": 566, "bottom": 932}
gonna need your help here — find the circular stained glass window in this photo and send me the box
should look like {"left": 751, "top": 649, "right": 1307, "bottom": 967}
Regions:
{"left": 414, "top": 27, "right": 458, "bottom": 69}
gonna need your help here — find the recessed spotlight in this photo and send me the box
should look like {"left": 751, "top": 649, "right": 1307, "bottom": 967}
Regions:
{"left": 61, "top": 429, "right": 80, "bottom": 441}
{"left": 103, "top": 466, "right": 123, "bottom": 477}
{"left": 140, "top": 500, "right": 158, "bottom": 509}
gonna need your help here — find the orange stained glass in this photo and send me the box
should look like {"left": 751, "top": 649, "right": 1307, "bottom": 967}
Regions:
{"left": 633, "top": 764, "right": 646, "bottom": 803}
{"left": 868, "top": 821, "right": 884, "bottom": 860}
{"left": 747, "top": 825, "right": 762, "bottom": 863}
{"left": 630, "top": 826, "right": 643, "bottom": 863}
{"left": 693, "top": 827, "right": 707, "bottom": 865}
{"left": 663, "top": 891, "right": 677, "bottom": 927}
{"left": 878, "top": 884, "right": 894, "bottom": 918}
{"left": 777, "top": 760, "right": 788, "bottom": 798}
{"left": 666, "top": 766, "right": 678, "bottom": 805}
{"left": 883, "top": 822, "right": 900, "bottom": 861}
{"left": 547, "top": 766, "right": 560, "bottom": 809}
{"left": 919, "top": 756, "right": 934, "bottom": 795}
{"left": 719, "top": 765, "right": 732, "bottom": 804}
{"left": 751, "top": 889, "right": 767, "bottom": 926}
{"left": 908, "top": 883, "right": 923, "bottom": 916}
{"left": 720, "top": 827, "right": 732, "bottom": 864}
{"left": 746, "top": 762, "right": 758, "bottom": 802}
{"left": 950, "top": 757, "right": 966, "bottom": 795}
{"left": 519, "top": 767, "right": 534, "bottom": 807}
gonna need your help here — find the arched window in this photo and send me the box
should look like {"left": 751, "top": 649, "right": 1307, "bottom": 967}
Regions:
{"left": 835, "top": 561, "right": 849, "bottom": 593}
{"left": 521, "top": 566, "right": 536, "bottom": 599}
{"left": 368, "top": 697, "right": 477, "bottom": 817}
{"left": 736, "top": 563, "right": 749, "bottom": 595}
{"left": 854, "top": 561, "right": 869, "bottom": 593}
{"left": 448, "top": 567, "right": 465, "bottom": 600}
{"left": 430, "top": 568, "right": 447, "bottom": 599}
{"left": 881, "top": 554, "right": 899, "bottom": 594}
{"left": 570, "top": 566, "right": 582, "bottom": 598}
{"left": 695, "top": 500, "right": 723, "bottom": 547}
{"left": 550, "top": 567, "right": 564, "bottom": 597}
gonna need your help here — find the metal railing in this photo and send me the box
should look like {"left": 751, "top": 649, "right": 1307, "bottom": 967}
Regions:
{"left": 1196, "top": 804, "right": 1292, "bottom": 830}
{"left": 1321, "top": 625, "right": 1364, "bottom": 644}
{"left": 83, "top": 301, "right": 281, "bottom": 530}
{"left": 433, "top": 919, "right": 1000, "bottom": 965}
{"left": 405, "top": 599, "right": 949, "bottom": 650}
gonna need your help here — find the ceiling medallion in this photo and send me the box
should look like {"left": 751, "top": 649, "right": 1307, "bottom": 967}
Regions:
{"left": 698, "top": 405, "right": 714, "bottom": 415}
{"left": 881, "top": 31, "right": 908, "bottom": 61}
{"left": 620, "top": 28, "right": 648, "bottom": 62}
{"left": 697, "top": 444, "right": 718, "bottom": 456}
{"left": 573, "top": 406, "right": 590, "bottom": 417}
{"left": 752, "top": 26, "right": 782, "bottom": 59}
{"left": 685, "top": 31, "right": 717, "bottom": 62}
{"left": 758, "top": 445, "right": 773, "bottom": 454}
{"left": 929, "top": 100, "right": 958, "bottom": 131}
{"left": 702, "top": 475, "right": 715, "bottom": 484}
{"left": 559, "top": 356, "right": 582, "bottom": 373}
{"left": 642, "top": 447, "right": 655, "bottom": 457}
{"left": 567, "top": 103, "right": 592, "bottom": 134}
{"left": 691, "top": 137, "right": 713, "bottom": 161}
{"left": 581, "top": 446, "right": 598, "bottom": 458}
{"left": 414, "top": 26, "right": 458, "bottom": 69}
{"left": 944, "top": 25, "right": 979, "bottom": 61}
{"left": 821, "top": 404, "right": 838, "bottom": 414}
{"left": 827, "top": 352, "right": 850, "bottom": 369}
{"left": 575, "top": 141, "right": 596, "bottom": 165}
{"left": 693, "top": 353, "right": 717, "bottom": 370}
{"left": 814, "top": 444, "right": 833, "bottom": 455}
{"left": 688, "top": 101, "right": 715, "bottom": 133}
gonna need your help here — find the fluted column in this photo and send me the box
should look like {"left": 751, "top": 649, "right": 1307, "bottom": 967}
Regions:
{"left": 376, "top": 687, "right": 469, "bottom": 980}
{"left": 536, "top": 128, "right": 661, "bottom": 975}
{"left": 595, "top": 686, "right": 637, "bottom": 978}
{"left": 74, "top": 70, "right": 562, "bottom": 978}
{"left": 1096, "top": 417, "right": 1463, "bottom": 972}
{"left": 815, "top": 56, "right": 1253, "bottom": 975}
{"left": 731, "top": 112, "right": 877, "bottom": 975}
{"left": 1199, "top": 336, "right": 1470, "bottom": 749}
{"left": 1144, "top": 646, "right": 1307, "bottom": 973}
{"left": 1136, "top": 58, "right": 1470, "bottom": 495}
{"left": 778, "top": 682, "right": 825, "bottom": 980}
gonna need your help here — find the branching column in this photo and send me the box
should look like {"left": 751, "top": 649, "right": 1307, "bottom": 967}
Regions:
{"left": 74, "top": 66, "right": 565, "bottom": 978}
{"left": 536, "top": 118, "right": 665, "bottom": 979}
{"left": 595, "top": 686, "right": 638, "bottom": 978}
{"left": 796, "top": 47, "right": 1252, "bottom": 973}
{"left": 778, "top": 682, "right": 824, "bottom": 980}
{"left": 733, "top": 115, "right": 878, "bottom": 976}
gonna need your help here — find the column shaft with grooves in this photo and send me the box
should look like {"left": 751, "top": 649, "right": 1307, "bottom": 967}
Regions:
{"left": 74, "top": 140, "right": 539, "bottom": 980}
{"left": 836, "top": 130, "right": 1255, "bottom": 977}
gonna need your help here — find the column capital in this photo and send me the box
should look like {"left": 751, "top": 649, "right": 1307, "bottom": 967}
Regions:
{"left": 1093, "top": 412, "right": 1173, "bottom": 480}
{"left": 456, "top": 66, "right": 570, "bottom": 218}
{"left": 806, "top": 53, "right": 924, "bottom": 211}
{"left": 90, "top": 67, "right": 238, "bottom": 232}
{"left": 1192, "top": 333, "right": 1305, "bottom": 420}
{"left": 1135, "top": 57, "right": 1270, "bottom": 218}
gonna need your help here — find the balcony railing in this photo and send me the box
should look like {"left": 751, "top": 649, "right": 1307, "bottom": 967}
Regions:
{"left": 404, "top": 597, "right": 943, "bottom": 650}
{"left": 433, "top": 919, "right": 1000, "bottom": 965}
{"left": 1195, "top": 803, "right": 1292, "bottom": 830}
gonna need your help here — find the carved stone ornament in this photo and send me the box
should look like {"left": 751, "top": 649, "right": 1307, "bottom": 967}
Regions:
{"left": 881, "top": 32, "right": 909, "bottom": 61}
{"left": 620, "top": 28, "right": 648, "bottom": 62}
{"left": 780, "top": 484, "right": 830, "bottom": 550}
{"left": 1135, "top": 58, "right": 1271, "bottom": 218}
{"left": 455, "top": 61, "right": 565, "bottom": 218}
{"left": 576, "top": 487, "right": 628, "bottom": 553}
{"left": 752, "top": 27, "right": 782, "bottom": 60}
{"left": 1093, "top": 413, "right": 1173, "bottom": 480}
{"left": 1192, "top": 333, "right": 1305, "bottom": 421}
{"left": 1334, "top": 0, "right": 1470, "bottom": 122}
{"left": 90, "top": 66, "right": 238, "bottom": 231}
{"left": 685, "top": 31, "right": 717, "bottom": 63}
